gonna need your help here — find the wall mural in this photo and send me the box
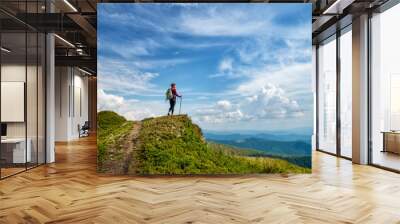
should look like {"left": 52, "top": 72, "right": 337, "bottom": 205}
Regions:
{"left": 97, "top": 3, "right": 313, "bottom": 175}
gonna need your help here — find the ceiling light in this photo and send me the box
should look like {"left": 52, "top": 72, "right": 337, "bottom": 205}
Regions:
{"left": 78, "top": 67, "right": 92, "bottom": 76}
{"left": 1, "top": 47, "right": 11, "bottom": 53}
{"left": 54, "top": 34, "right": 75, "bottom": 48}
{"left": 63, "top": 0, "right": 78, "bottom": 12}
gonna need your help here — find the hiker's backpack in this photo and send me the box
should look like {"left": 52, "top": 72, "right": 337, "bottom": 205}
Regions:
{"left": 165, "top": 88, "right": 173, "bottom": 100}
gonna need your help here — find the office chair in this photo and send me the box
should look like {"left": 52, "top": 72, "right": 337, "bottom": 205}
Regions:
{"left": 79, "top": 121, "right": 90, "bottom": 138}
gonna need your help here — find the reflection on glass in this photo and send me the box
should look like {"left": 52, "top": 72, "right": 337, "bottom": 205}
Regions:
{"left": 371, "top": 3, "right": 400, "bottom": 171}
{"left": 318, "top": 37, "right": 337, "bottom": 154}
{"left": 390, "top": 75, "right": 400, "bottom": 130}
{"left": 0, "top": 1, "right": 47, "bottom": 179}
{"left": 1, "top": 32, "right": 27, "bottom": 177}
{"left": 340, "top": 29, "right": 352, "bottom": 158}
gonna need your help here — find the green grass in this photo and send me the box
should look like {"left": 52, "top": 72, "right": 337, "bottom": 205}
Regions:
{"left": 97, "top": 111, "right": 310, "bottom": 174}
{"left": 97, "top": 111, "right": 134, "bottom": 172}
{"left": 137, "top": 115, "right": 310, "bottom": 174}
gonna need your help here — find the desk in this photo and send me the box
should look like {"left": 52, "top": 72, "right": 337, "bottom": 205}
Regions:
{"left": 1, "top": 138, "right": 31, "bottom": 163}
{"left": 382, "top": 131, "right": 400, "bottom": 154}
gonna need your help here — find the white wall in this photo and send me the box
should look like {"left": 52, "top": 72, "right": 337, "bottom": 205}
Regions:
{"left": 55, "top": 67, "right": 89, "bottom": 141}
{"left": 1, "top": 63, "right": 46, "bottom": 164}
{"left": 55, "top": 66, "right": 70, "bottom": 141}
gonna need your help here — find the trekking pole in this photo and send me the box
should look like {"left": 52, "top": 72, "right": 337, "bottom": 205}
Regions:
{"left": 179, "top": 97, "right": 182, "bottom": 115}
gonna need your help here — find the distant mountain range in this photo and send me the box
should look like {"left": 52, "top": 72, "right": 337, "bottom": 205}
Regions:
{"left": 204, "top": 132, "right": 311, "bottom": 144}
{"left": 204, "top": 132, "right": 312, "bottom": 157}
{"left": 204, "top": 131, "right": 312, "bottom": 168}
{"left": 204, "top": 127, "right": 313, "bottom": 136}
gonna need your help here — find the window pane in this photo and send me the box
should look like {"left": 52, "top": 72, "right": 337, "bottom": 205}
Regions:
{"left": 318, "top": 37, "right": 337, "bottom": 154}
{"left": 371, "top": 3, "right": 400, "bottom": 171}
{"left": 340, "top": 29, "right": 352, "bottom": 158}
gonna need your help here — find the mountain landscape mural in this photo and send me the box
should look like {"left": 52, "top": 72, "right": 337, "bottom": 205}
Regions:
{"left": 97, "top": 3, "right": 313, "bottom": 174}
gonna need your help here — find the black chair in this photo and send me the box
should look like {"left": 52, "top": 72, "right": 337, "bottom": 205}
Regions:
{"left": 79, "top": 121, "right": 90, "bottom": 138}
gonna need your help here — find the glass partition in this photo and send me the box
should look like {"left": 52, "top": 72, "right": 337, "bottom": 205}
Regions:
{"left": 1, "top": 31, "right": 28, "bottom": 177}
{"left": 0, "top": 1, "right": 46, "bottom": 179}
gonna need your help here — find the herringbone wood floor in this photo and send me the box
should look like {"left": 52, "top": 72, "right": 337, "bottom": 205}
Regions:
{"left": 1, "top": 135, "right": 400, "bottom": 224}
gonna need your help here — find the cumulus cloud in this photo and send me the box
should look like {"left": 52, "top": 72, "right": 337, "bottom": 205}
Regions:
{"left": 97, "top": 89, "right": 125, "bottom": 111}
{"left": 97, "top": 89, "right": 167, "bottom": 121}
{"left": 216, "top": 100, "right": 232, "bottom": 111}
{"left": 193, "top": 84, "right": 303, "bottom": 124}
{"left": 236, "top": 63, "right": 312, "bottom": 97}
{"left": 244, "top": 84, "right": 304, "bottom": 119}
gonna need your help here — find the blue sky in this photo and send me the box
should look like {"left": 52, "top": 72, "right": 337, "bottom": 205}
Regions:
{"left": 98, "top": 3, "right": 312, "bottom": 132}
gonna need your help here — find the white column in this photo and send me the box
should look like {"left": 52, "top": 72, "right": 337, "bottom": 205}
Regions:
{"left": 46, "top": 33, "right": 55, "bottom": 163}
{"left": 352, "top": 14, "right": 369, "bottom": 164}
{"left": 45, "top": 0, "right": 56, "bottom": 163}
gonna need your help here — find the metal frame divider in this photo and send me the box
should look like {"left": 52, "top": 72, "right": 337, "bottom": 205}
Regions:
{"left": 336, "top": 24, "right": 341, "bottom": 157}
{"left": 316, "top": 45, "right": 320, "bottom": 151}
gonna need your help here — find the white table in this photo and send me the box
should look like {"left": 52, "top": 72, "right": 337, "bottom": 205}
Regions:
{"left": 1, "top": 138, "right": 31, "bottom": 163}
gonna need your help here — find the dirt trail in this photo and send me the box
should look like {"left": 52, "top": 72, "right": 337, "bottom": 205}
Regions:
{"left": 122, "top": 121, "right": 142, "bottom": 174}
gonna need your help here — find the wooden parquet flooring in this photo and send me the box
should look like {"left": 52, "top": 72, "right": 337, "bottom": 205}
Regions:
{"left": 1, "top": 135, "right": 400, "bottom": 223}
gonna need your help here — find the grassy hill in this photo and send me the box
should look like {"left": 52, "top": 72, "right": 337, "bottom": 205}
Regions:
{"left": 97, "top": 111, "right": 134, "bottom": 172}
{"left": 97, "top": 111, "right": 311, "bottom": 174}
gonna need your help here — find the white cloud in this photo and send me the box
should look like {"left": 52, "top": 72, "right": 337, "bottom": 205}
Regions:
{"left": 218, "top": 58, "right": 233, "bottom": 73}
{"left": 236, "top": 62, "right": 312, "bottom": 97}
{"left": 243, "top": 84, "right": 304, "bottom": 119}
{"left": 179, "top": 7, "right": 270, "bottom": 37}
{"left": 98, "top": 57, "right": 162, "bottom": 96}
{"left": 216, "top": 100, "right": 232, "bottom": 111}
{"left": 100, "top": 38, "right": 161, "bottom": 59}
{"left": 192, "top": 84, "right": 303, "bottom": 124}
{"left": 97, "top": 89, "right": 125, "bottom": 111}
{"left": 97, "top": 89, "right": 168, "bottom": 121}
